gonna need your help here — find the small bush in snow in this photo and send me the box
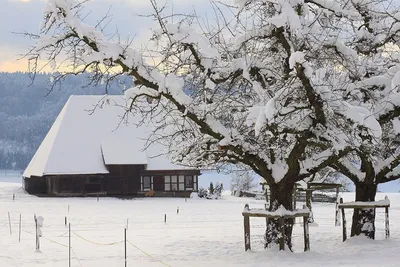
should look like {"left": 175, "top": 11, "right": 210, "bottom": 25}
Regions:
{"left": 208, "top": 182, "right": 214, "bottom": 195}
{"left": 197, "top": 187, "right": 208, "bottom": 198}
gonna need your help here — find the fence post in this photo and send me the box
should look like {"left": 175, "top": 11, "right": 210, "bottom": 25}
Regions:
{"left": 385, "top": 196, "right": 390, "bottom": 239}
{"left": 126, "top": 218, "right": 129, "bottom": 230}
{"left": 8, "top": 212, "right": 12, "bottom": 235}
{"left": 164, "top": 214, "right": 167, "bottom": 224}
{"left": 19, "top": 214, "right": 21, "bottom": 242}
{"left": 303, "top": 205, "right": 310, "bottom": 251}
{"left": 244, "top": 204, "right": 251, "bottom": 251}
{"left": 69, "top": 223, "right": 71, "bottom": 267}
{"left": 177, "top": 206, "right": 179, "bottom": 214}
{"left": 340, "top": 198, "right": 347, "bottom": 242}
{"left": 306, "top": 189, "right": 314, "bottom": 223}
{"left": 13, "top": 194, "right": 15, "bottom": 201}
{"left": 244, "top": 215, "right": 251, "bottom": 251}
{"left": 124, "top": 228, "right": 127, "bottom": 267}
{"left": 279, "top": 217, "right": 285, "bottom": 251}
{"left": 335, "top": 188, "right": 341, "bottom": 226}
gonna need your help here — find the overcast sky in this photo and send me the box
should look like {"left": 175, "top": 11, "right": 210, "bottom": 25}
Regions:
{"left": 0, "top": 0, "right": 213, "bottom": 72}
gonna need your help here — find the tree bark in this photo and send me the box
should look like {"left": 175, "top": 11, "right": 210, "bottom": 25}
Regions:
{"left": 265, "top": 181, "right": 295, "bottom": 250}
{"left": 351, "top": 183, "right": 377, "bottom": 239}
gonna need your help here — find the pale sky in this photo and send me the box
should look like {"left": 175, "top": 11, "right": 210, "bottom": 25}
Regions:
{"left": 0, "top": 0, "right": 213, "bottom": 72}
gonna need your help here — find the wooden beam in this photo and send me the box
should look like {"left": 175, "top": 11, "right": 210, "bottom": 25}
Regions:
{"left": 244, "top": 215, "right": 251, "bottom": 251}
{"left": 340, "top": 198, "right": 347, "bottom": 242}
{"left": 242, "top": 212, "right": 310, "bottom": 218}
{"left": 385, "top": 196, "right": 390, "bottom": 239}
{"left": 335, "top": 187, "right": 340, "bottom": 226}
{"left": 338, "top": 204, "right": 390, "bottom": 209}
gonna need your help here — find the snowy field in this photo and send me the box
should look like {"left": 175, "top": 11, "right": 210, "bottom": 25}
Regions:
{"left": 0, "top": 174, "right": 400, "bottom": 266}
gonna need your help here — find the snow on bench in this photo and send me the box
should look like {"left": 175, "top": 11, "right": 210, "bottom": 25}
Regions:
{"left": 242, "top": 205, "right": 310, "bottom": 218}
{"left": 338, "top": 197, "right": 390, "bottom": 209}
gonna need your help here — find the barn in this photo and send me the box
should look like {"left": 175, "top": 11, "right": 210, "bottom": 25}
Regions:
{"left": 23, "top": 95, "right": 200, "bottom": 197}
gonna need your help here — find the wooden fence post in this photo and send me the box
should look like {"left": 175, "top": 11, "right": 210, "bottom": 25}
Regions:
{"left": 8, "top": 212, "right": 12, "bottom": 235}
{"left": 69, "top": 223, "right": 71, "bottom": 267}
{"left": 244, "top": 215, "right": 251, "bottom": 251}
{"left": 19, "top": 214, "right": 21, "bottom": 242}
{"left": 303, "top": 205, "right": 310, "bottom": 251}
{"left": 340, "top": 198, "right": 347, "bottom": 242}
{"left": 279, "top": 217, "right": 285, "bottom": 251}
{"left": 306, "top": 189, "right": 314, "bottom": 223}
{"left": 335, "top": 188, "right": 340, "bottom": 226}
{"left": 244, "top": 204, "right": 251, "bottom": 251}
{"left": 385, "top": 196, "right": 390, "bottom": 239}
{"left": 124, "top": 228, "right": 127, "bottom": 267}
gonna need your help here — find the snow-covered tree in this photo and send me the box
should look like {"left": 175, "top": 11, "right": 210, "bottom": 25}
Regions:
{"left": 230, "top": 171, "right": 257, "bottom": 194}
{"left": 27, "top": 0, "right": 400, "bottom": 248}
{"left": 314, "top": 2, "right": 400, "bottom": 239}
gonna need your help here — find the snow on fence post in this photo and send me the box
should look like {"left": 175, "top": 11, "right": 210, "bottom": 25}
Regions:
{"left": 303, "top": 205, "right": 310, "bottom": 252}
{"left": 385, "top": 196, "right": 390, "bottom": 239}
{"left": 340, "top": 198, "right": 347, "bottom": 242}
{"left": 335, "top": 189, "right": 341, "bottom": 226}
{"left": 126, "top": 218, "right": 129, "bottom": 230}
{"left": 19, "top": 214, "right": 21, "bottom": 242}
{"left": 243, "top": 204, "right": 251, "bottom": 251}
{"left": 35, "top": 216, "right": 44, "bottom": 251}
{"left": 8, "top": 212, "right": 12, "bottom": 235}
{"left": 124, "top": 228, "right": 127, "bottom": 267}
{"left": 69, "top": 223, "right": 71, "bottom": 267}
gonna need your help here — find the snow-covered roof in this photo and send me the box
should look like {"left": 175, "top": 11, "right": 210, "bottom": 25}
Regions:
{"left": 101, "top": 140, "right": 148, "bottom": 165}
{"left": 23, "top": 95, "right": 188, "bottom": 178}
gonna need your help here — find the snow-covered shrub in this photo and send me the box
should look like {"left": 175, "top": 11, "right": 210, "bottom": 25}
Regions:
{"left": 214, "top": 182, "right": 224, "bottom": 198}
{"left": 197, "top": 187, "right": 208, "bottom": 198}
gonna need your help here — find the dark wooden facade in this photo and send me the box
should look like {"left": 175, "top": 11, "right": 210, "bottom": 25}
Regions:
{"left": 24, "top": 164, "right": 200, "bottom": 197}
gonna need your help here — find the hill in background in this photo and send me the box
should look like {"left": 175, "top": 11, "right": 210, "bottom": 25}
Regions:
{"left": 0, "top": 72, "right": 129, "bottom": 169}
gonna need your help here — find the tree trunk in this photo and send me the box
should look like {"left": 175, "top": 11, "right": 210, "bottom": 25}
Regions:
{"left": 265, "top": 181, "right": 295, "bottom": 250}
{"left": 351, "top": 183, "right": 377, "bottom": 239}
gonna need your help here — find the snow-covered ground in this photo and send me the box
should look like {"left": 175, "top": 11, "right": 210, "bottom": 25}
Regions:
{"left": 0, "top": 174, "right": 399, "bottom": 266}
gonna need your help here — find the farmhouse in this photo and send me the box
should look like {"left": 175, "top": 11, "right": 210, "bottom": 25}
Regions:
{"left": 23, "top": 95, "right": 200, "bottom": 197}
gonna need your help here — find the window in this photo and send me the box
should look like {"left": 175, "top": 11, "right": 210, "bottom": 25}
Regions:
{"left": 143, "top": 176, "right": 151, "bottom": 190}
{"left": 185, "top": 176, "right": 193, "bottom": 188}
{"left": 171, "top": 183, "right": 178, "bottom": 191}
{"left": 165, "top": 183, "right": 171, "bottom": 191}
{"left": 164, "top": 174, "right": 197, "bottom": 191}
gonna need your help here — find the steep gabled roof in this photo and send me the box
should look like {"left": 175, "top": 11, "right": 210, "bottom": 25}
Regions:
{"left": 23, "top": 95, "right": 186, "bottom": 178}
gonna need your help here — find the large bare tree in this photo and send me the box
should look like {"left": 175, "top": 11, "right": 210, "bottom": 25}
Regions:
{"left": 27, "top": 0, "right": 400, "bottom": 249}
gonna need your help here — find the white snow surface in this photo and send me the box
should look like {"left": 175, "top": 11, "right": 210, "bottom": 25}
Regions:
{"left": 23, "top": 95, "right": 187, "bottom": 178}
{"left": 1, "top": 178, "right": 400, "bottom": 266}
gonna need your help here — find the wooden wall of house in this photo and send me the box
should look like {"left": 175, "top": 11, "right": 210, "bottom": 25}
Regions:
{"left": 105, "top": 165, "right": 144, "bottom": 195}
{"left": 24, "top": 176, "right": 47, "bottom": 195}
{"left": 24, "top": 167, "right": 200, "bottom": 197}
